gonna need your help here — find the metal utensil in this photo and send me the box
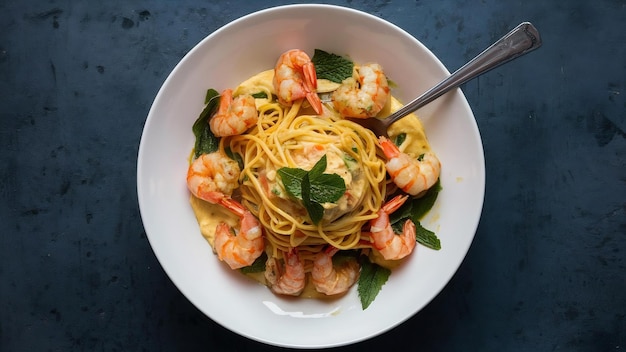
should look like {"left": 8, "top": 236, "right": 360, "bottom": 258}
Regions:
{"left": 348, "top": 21, "right": 542, "bottom": 137}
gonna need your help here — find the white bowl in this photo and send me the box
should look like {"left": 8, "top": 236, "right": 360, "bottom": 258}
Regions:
{"left": 137, "top": 4, "right": 484, "bottom": 348}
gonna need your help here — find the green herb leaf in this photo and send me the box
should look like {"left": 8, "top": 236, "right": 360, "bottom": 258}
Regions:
{"left": 251, "top": 91, "right": 268, "bottom": 99}
{"left": 415, "top": 222, "right": 441, "bottom": 250}
{"left": 239, "top": 252, "right": 268, "bottom": 274}
{"left": 394, "top": 133, "right": 407, "bottom": 147}
{"left": 224, "top": 147, "right": 244, "bottom": 170}
{"left": 308, "top": 154, "right": 327, "bottom": 179}
{"left": 390, "top": 217, "right": 441, "bottom": 250}
{"left": 390, "top": 179, "right": 442, "bottom": 223}
{"left": 192, "top": 89, "right": 220, "bottom": 158}
{"left": 312, "top": 49, "right": 354, "bottom": 83}
{"left": 310, "top": 173, "right": 346, "bottom": 203}
{"left": 389, "top": 179, "right": 442, "bottom": 250}
{"left": 391, "top": 217, "right": 441, "bottom": 251}
{"left": 301, "top": 173, "right": 325, "bottom": 224}
{"left": 358, "top": 256, "right": 391, "bottom": 310}
{"left": 204, "top": 89, "right": 215, "bottom": 104}
{"left": 277, "top": 154, "right": 347, "bottom": 225}
{"left": 332, "top": 249, "right": 359, "bottom": 265}
{"left": 277, "top": 167, "right": 308, "bottom": 199}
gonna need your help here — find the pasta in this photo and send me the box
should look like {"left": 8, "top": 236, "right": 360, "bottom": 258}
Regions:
{"left": 224, "top": 98, "right": 387, "bottom": 268}
{"left": 187, "top": 50, "right": 441, "bottom": 303}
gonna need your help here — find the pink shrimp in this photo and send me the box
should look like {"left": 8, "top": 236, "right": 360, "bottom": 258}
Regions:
{"left": 209, "top": 89, "right": 258, "bottom": 137}
{"left": 379, "top": 136, "right": 441, "bottom": 197}
{"left": 186, "top": 152, "right": 240, "bottom": 205}
{"left": 332, "top": 63, "right": 390, "bottom": 118}
{"left": 264, "top": 248, "right": 305, "bottom": 296}
{"left": 213, "top": 198, "right": 265, "bottom": 270}
{"left": 273, "top": 49, "right": 323, "bottom": 114}
{"left": 311, "top": 247, "right": 360, "bottom": 295}
{"left": 367, "top": 194, "right": 416, "bottom": 260}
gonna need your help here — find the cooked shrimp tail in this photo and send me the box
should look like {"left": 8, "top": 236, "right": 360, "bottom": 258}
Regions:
{"left": 379, "top": 136, "right": 441, "bottom": 196}
{"left": 209, "top": 89, "right": 258, "bottom": 137}
{"left": 273, "top": 49, "right": 323, "bottom": 114}
{"left": 311, "top": 246, "right": 360, "bottom": 295}
{"left": 213, "top": 199, "right": 265, "bottom": 270}
{"left": 366, "top": 194, "right": 416, "bottom": 260}
{"left": 378, "top": 193, "right": 408, "bottom": 215}
{"left": 264, "top": 248, "right": 306, "bottom": 296}
{"left": 220, "top": 197, "right": 245, "bottom": 217}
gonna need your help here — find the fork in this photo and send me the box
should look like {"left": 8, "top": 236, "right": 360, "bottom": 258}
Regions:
{"left": 348, "top": 22, "right": 542, "bottom": 137}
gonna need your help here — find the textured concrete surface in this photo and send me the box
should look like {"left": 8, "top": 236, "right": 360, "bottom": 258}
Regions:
{"left": 1, "top": 0, "right": 624, "bottom": 351}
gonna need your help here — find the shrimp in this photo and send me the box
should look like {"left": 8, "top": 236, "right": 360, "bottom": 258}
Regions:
{"left": 379, "top": 136, "right": 441, "bottom": 197}
{"left": 186, "top": 152, "right": 240, "bottom": 205}
{"left": 213, "top": 198, "right": 265, "bottom": 270}
{"left": 332, "top": 63, "right": 390, "bottom": 118}
{"left": 311, "top": 246, "right": 360, "bottom": 295}
{"left": 264, "top": 248, "right": 305, "bottom": 296}
{"left": 209, "top": 89, "right": 258, "bottom": 137}
{"left": 273, "top": 49, "right": 323, "bottom": 114}
{"left": 367, "top": 194, "right": 416, "bottom": 260}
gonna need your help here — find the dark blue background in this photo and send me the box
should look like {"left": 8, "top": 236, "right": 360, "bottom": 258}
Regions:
{"left": 1, "top": 1, "right": 624, "bottom": 351}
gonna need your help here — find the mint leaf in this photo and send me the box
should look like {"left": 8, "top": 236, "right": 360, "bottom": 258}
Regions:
{"left": 277, "top": 154, "right": 347, "bottom": 225}
{"left": 410, "top": 178, "right": 441, "bottom": 219}
{"left": 193, "top": 89, "right": 220, "bottom": 158}
{"left": 390, "top": 218, "right": 441, "bottom": 250}
{"left": 308, "top": 155, "right": 327, "bottom": 179}
{"left": 312, "top": 49, "right": 354, "bottom": 83}
{"left": 388, "top": 179, "right": 442, "bottom": 250}
{"left": 310, "top": 173, "right": 346, "bottom": 203}
{"left": 415, "top": 222, "right": 441, "bottom": 250}
{"left": 302, "top": 173, "right": 325, "bottom": 224}
{"left": 204, "top": 88, "right": 217, "bottom": 104}
{"left": 308, "top": 155, "right": 346, "bottom": 203}
{"left": 307, "top": 202, "right": 325, "bottom": 225}
{"left": 277, "top": 167, "right": 308, "bottom": 199}
{"left": 358, "top": 256, "right": 391, "bottom": 310}
{"left": 390, "top": 179, "right": 442, "bottom": 223}
{"left": 224, "top": 147, "right": 244, "bottom": 170}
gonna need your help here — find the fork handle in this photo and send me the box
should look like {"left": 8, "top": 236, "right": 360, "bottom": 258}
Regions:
{"left": 385, "top": 22, "right": 542, "bottom": 124}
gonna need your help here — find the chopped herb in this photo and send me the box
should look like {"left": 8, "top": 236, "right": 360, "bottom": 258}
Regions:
{"left": 252, "top": 91, "right": 268, "bottom": 99}
{"left": 358, "top": 256, "right": 391, "bottom": 310}
{"left": 394, "top": 133, "right": 407, "bottom": 146}
{"left": 312, "top": 49, "right": 354, "bottom": 83}
{"left": 192, "top": 89, "right": 220, "bottom": 158}
{"left": 342, "top": 152, "right": 358, "bottom": 170}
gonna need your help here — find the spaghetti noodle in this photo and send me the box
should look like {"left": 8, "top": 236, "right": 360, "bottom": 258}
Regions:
{"left": 223, "top": 97, "right": 387, "bottom": 267}
{"left": 187, "top": 51, "right": 440, "bottom": 302}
